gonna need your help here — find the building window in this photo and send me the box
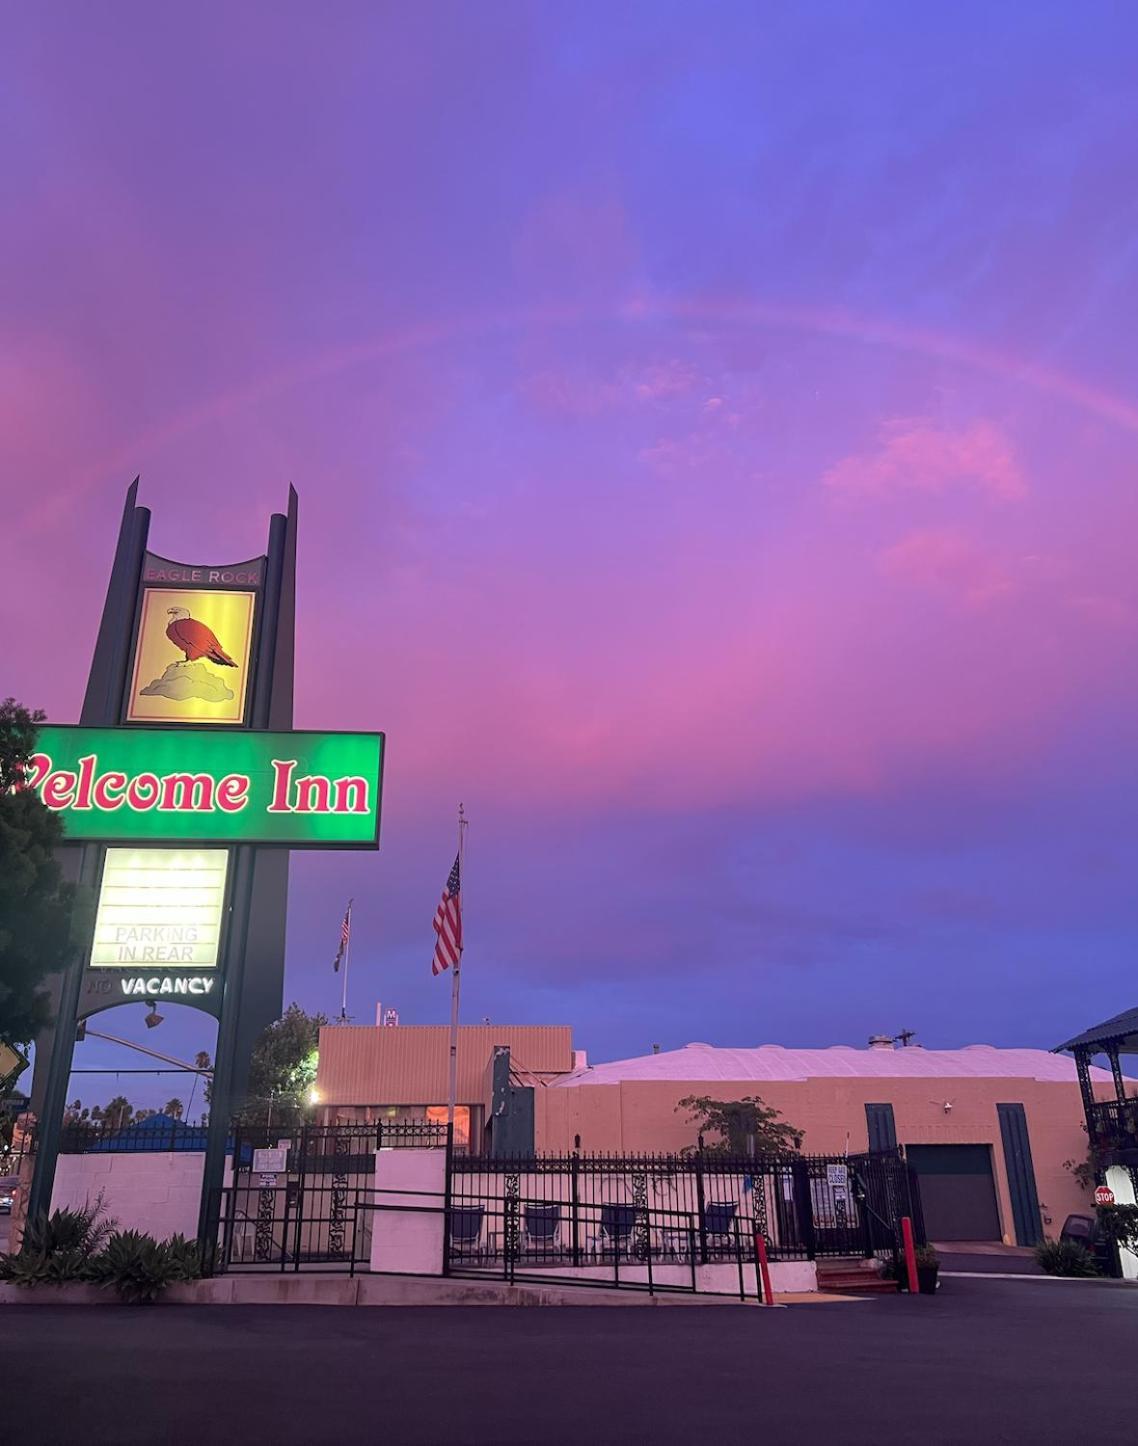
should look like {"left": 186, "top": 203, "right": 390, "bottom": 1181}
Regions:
{"left": 426, "top": 1105, "right": 470, "bottom": 1148}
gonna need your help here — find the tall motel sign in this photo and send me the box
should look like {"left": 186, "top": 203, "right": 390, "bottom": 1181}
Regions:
{"left": 23, "top": 482, "right": 384, "bottom": 1242}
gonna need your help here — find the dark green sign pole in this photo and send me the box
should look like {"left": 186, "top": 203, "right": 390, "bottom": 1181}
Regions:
{"left": 195, "top": 845, "right": 254, "bottom": 1259}
{"left": 25, "top": 845, "right": 100, "bottom": 1223}
{"left": 27, "top": 481, "right": 150, "bottom": 1224}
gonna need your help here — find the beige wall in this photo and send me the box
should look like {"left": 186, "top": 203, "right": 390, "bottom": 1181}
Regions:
{"left": 537, "top": 1075, "right": 1113, "bottom": 1242}
{"left": 316, "top": 1025, "right": 573, "bottom": 1107}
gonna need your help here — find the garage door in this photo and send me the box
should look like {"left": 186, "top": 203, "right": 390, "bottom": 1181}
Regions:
{"left": 905, "top": 1144, "right": 1001, "bottom": 1241}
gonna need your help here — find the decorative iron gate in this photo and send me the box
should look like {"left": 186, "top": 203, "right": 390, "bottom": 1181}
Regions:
{"left": 217, "top": 1123, "right": 380, "bottom": 1272}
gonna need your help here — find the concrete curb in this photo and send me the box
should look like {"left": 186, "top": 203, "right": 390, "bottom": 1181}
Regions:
{"left": 0, "top": 1276, "right": 776, "bottom": 1308}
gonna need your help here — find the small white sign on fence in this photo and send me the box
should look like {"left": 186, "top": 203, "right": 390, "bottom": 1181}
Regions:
{"left": 826, "top": 1164, "right": 848, "bottom": 1189}
{"left": 253, "top": 1147, "right": 288, "bottom": 1174}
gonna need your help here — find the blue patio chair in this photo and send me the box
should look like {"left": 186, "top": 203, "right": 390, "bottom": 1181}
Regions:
{"left": 450, "top": 1205, "right": 484, "bottom": 1255}
{"left": 598, "top": 1202, "right": 638, "bottom": 1256}
{"left": 523, "top": 1202, "right": 561, "bottom": 1252}
{"left": 703, "top": 1200, "right": 738, "bottom": 1257}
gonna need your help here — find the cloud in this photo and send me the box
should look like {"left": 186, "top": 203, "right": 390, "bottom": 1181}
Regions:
{"left": 824, "top": 418, "right": 1027, "bottom": 502}
{"left": 630, "top": 359, "right": 699, "bottom": 401}
{"left": 877, "top": 527, "right": 1015, "bottom": 606}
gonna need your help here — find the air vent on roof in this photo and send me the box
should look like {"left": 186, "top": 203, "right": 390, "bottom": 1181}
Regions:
{"left": 868, "top": 1035, "right": 895, "bottom": 1050}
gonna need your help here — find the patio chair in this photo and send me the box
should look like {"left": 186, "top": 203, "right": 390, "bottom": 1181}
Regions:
{"left": 523, "top": 1202, "right": 561, "bottom": 1255}
{"left": 592, "top": 1202, "right": 638, "bottom": 1259}
{"left": 449, "top": 1205, "right": 485, "bottom": 1258}
{"left": 702, "top": 1200, "right": 739, "bottom": 1259}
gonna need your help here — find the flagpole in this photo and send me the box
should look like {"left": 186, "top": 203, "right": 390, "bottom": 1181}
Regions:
{"left": 446, "top": 804, "right": 466, "bottom": 1134}
{"left": 339, "top": 900, "right": 353, "bottom": 1023}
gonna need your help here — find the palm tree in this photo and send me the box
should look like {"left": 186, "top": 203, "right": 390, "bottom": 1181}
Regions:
{"left": 162, "top": 1098, "right": 184, "bottom": 1120}
{"left": 102, "top": 1096, "right": 133, "bottom": 1131}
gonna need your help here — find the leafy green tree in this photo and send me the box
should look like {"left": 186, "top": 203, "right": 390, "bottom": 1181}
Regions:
{"left": 237, "top": 1003, "right": 327, "bottom": 1125}
{"left": 0, "top": 699, "right": 81, "bottom": 1046}
{"left": 676, "top": 1094, "right": 804, "bottom": 1155}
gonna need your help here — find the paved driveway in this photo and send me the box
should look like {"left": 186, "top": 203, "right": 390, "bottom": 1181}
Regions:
{"left": 3, "top": 1277, "right": 1136, "bottom": 1445}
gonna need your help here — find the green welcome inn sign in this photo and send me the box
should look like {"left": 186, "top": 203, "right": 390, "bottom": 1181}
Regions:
{"left": 25, "top": 726, "right": 383, "bottom": 846}
{"left": 25, "top": 482, "right": 385, "bottom": 1255}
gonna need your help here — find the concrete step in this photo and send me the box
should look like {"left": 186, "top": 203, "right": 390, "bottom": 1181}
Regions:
{"left": 816, "top": 1272, "right": 898, "bottom": 1295}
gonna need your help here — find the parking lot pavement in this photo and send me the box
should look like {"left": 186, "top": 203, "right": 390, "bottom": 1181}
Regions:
{"left": 2, "top": 1276, "right": 1136, "bottom": 1446}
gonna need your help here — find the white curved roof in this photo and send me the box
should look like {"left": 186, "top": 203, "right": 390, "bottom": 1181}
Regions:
{"left": 548, "top": 1041, "right": 1124, "bottom": 1087}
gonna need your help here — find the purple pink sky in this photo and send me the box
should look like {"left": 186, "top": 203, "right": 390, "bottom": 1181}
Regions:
{"left": 4, "top": 3, "right": 1138, "bottom": 1106}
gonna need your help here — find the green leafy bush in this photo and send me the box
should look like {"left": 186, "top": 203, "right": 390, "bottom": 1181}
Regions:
{"left": 915, "top": 1245, "right": 939, "bottom": 1268}
{"left": 162, "top": 1233, "right": 203, "bottom": 1282}
{"left": 87, "top": 1229, "right": 202, "bottom": 1303}
{"left": 1034, "top": 1239, "right": 1100, "bottom": 1277}
{"left": 0, "top": 1197, "right": 201, "bottom": 1303}
{"left": 0, "top": 1196, "right": 114, "bottom": 1286}
{"left": 1097, "top": 1204, "right": 1138, "bottom": 1251}
{"left": 89, "top": 1230, "right": 180, "bottom": 1304}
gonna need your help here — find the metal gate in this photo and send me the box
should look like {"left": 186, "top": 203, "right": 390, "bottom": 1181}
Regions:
{"left": 216, "top": 1123, "right": 381, "bottom": 1272}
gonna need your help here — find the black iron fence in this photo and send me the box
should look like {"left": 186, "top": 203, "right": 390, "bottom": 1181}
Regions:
{"left": 1089, "top": 1098, "right": 1138, "bottom": 1155}
{"left": 209, "top": 1122, "right": 449, "bottom": 1273}
{"left": 445, "top": 1149, "right": 923, "bottom": 1275}
{"left": 56, "top": 1118, "right": 210, "bottom": 1154}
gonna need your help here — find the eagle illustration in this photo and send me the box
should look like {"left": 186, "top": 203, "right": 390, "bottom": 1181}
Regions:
{"left": 165, "top": 606, "right": 237, "bottom": 667}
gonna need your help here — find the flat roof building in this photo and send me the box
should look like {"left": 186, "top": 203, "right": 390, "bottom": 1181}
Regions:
{"left": 314, "top": 1021, "right": 1127, "bottom": 1247}
{"left": 313, "top": 1023, "right": 576, "bottom": 1151}
{"left": 540, "top": 1039, "right": 1129, "bottom": 1247}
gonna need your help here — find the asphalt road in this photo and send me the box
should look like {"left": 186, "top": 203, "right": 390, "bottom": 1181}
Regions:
{"left": 4, "top": 1278, "right": 1137, "bottom": 1445}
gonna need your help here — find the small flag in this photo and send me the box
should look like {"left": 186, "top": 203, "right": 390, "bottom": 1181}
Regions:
{"left": 431, "top": 854, "right": 462, "bottom": 976}
{"left": 333, "top": 900, "right": 352, "bottom": 972}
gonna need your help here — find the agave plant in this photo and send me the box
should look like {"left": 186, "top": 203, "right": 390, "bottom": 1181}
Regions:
{"left": 89, "top": 1230, "right": 181, "bottom": 1304}
{"left": 162, "top": 1233, "right": 203, "bottom": 1282}
{"left": 1034, "top": 1238, "right": 1100, "bottom": 1277}
{"left": 0, "top": 1195, "right": 116, "bottom": 1286}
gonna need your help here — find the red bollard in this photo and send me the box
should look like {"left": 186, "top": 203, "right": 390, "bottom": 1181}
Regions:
{"left": 901, "top": 1216, "right": 919, "bottom": 1295}
{"left": 754, "top": 1230, "right": 775, "bottom": 1306}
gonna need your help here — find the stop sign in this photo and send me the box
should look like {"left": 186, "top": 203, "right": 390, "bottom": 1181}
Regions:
{"left": 1095, "top": 1185, "right": 1115, "bottom": 1207}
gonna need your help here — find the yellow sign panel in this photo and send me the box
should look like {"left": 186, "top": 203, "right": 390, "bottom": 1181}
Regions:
{"left": 126, "top": 588, "right": 255, "bottom": 724}
{"left": 91, "top": 848, "right": 229, "bottom": 968}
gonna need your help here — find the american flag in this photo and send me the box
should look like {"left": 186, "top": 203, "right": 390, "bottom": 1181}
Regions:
{"left": 431, "top": 854, "right": 462, "bottom": 975}
{"left": 333, "top": 900, "right": 352, "bottom": 972}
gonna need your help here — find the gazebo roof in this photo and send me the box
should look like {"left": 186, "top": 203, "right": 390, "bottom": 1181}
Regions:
{"left": 1054, "top": 1006, "right": 1138, "bottom": 1056}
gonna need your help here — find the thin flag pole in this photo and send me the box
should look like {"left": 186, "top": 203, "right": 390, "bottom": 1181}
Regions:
{"left": 339, "top": 900, "right": 353, "bottom": 1023}
{"left": 446, "top": 804, "right": 467, "bottom": 1134}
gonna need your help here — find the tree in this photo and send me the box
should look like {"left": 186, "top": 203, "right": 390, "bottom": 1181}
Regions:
{"left": 194, "top": 1052, "right": 213, "bottom": 1105}
{"left": 102, "top": 1096, "right": 133, "bottom": 1131}
{"left": 676, "top": 1094, "right": 804, "bottom": 1156}
{"left": 162, "top": 1098, "right": 184, "bottom": 1120}
{"left": 237, "top": 1002, "right": 327, "bottom": 1126}
{"left": 0, "top": 698, "right": 81, "bottom": 1045}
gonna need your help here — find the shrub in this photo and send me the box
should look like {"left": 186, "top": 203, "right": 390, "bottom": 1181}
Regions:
{"left": 880, "top": 1244, "right": 938, "bottom": 1284}
{"left": 163, "top": 1233, "right": 203, "bottom": 1282}
{"left": 1034, "top": 1239, "right": 1100, "bottom": 1277}
{"left": 0, "top": 1196, "right": 114, "bottom": 1286}
{"left": 1097, "top": 1204, "right": 1138, "bottom": 1252}
{"left": 89, "top": 1230, "right": 181, "bottom": 1305}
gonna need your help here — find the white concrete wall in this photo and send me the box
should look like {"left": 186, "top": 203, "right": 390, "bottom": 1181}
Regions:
{"left": 50, "top": 1153, "right": 230, "bottom": 1241}
{"left": 1105, "top": 1166, "right": 1138, "bottom": 1281}
{"left": 370, "top": 1148, "right": 447, "bottom": 1275}
{"left": 516, "top": 1260, "right": 815, "bottom": 1296}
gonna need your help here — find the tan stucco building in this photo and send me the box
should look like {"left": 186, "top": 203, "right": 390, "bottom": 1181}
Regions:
{"left": 314, "top": 1024, "right": 1124, "bottom": 1245}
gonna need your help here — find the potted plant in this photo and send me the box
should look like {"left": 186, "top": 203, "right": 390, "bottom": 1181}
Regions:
{"left": 915, "top": 1244, "right": 940, "bottom": 1294}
